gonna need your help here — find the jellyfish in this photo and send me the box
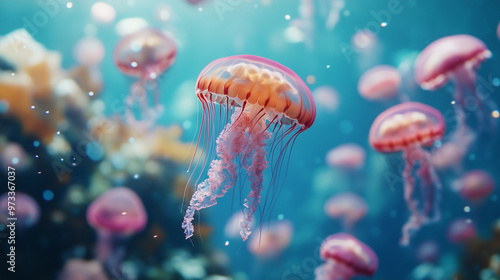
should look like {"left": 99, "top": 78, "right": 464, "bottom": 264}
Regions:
{"left": 224, "top": 210, "right": 255, "bottom": 238}
{"left": 72, "top": 36, "right": 105, "bottom": 94}
{"left": 182, "top": 55, "right": 316, "bottom": 240}
{"left": 369, "top": 102, "right": 445, "bottom": 245}
{"left": 326, "top": 143, "right": 365, "bottom": 170}
{"left": 447, "top": 218, "right": 476, "bottom": 244}
{"left": 414, "top": 35, "right": 494, "bottom": 149}
{"left": 91, "top": 2, "right": 116, "bottom": 23}
{"left": 247, "top": 220, "right": 293, "bottom": 259}
{"left": 315, "top": 233, "right": 378, "bottom": 280}
{"left": 0, "top": 142, "right": 31, "bottom": 171}
{"left": 452, "top": 170, "right": 495, "bottom": 202}
{"left": 325, "top": 0, "right": 345, "bottom": 30}
{"left": 86, "top": 187, "right": 147, "bottom": 276}
{"left": 113, "top": 28, "right": 176, "bottom": 123}
{"left": 415, "top": 240, "right": 440, "bottom": 264}
{"left": 358, "top": 65, "right": 402, "bottom": 101}
{"left": 0, "top": 192, "right": 40, "bottom": 229}
{"left": 324, "top": 192, "right": 367, "bottom": 230}
{"left": 59, "top": 259, "right": 107, "bottom": 280}
{"left": 312, "top": 86, "right": 339, "bottom": 113}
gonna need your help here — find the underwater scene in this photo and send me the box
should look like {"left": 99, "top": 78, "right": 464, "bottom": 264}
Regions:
{"left": 0, "top": 0, "right": 500, "bottom": 279}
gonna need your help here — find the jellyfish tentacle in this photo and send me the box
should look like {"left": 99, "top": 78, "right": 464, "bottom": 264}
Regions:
{"left": 400, "top": 148, "right": 421, "bottom": 246}
{"left": 182, "top": 108, "right": 250, "bottom": 239}
{"left": 240, "top": 118, "right": 272, "bottom": 241}
{"left": 416, "top": 150, "right": 441, "bottom": 223}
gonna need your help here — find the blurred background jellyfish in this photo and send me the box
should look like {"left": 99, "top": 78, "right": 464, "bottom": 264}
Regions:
{"left": 182, "top": 55, "right": 316, "bottom": 241}
{"left": 324, "top": 0, "right": 345, "bottom": 30}
{"left": 315, "top": 233, "right": 378, "bottom": 280}
{"left": 224, "top": 210, "right": 255, "bottom": 239}
{"left": 415, "top": 240, "right": 440, "bottom": 264}
{"left": 452, "top": 170, "right": 495, "bottom": 202}
{"left": 0, "top": 192, "right": 40, "bottom": 230}
{"left": 312, "top": 85, "right": 340, "bottom": 114}
{"left": 247, "top": 220, "right": 293, "bottom": 259}
{"left": 324, "top": 192, "right": 367, "bottom": 231}
{"left": 358, "top": 65, "right": 403, "bottom": 102}
{"left": 326, "top": 143, "right": 366, "bottom": 170}
{"left": 0, "top": 142, "right": 31, "bottom": 171}
{"left": 347, "top": 29, "right": 382, "bottom": 71}
{"left": 90, "top": 2, "right": 116, "bottom": 24}
{"left": 369, "top": 102, "right": 445, "bottom": 245}
{"left": 71, "top": 36, "right": 105, "bottom": 95}
{"left": 58, "top": 259, "right": 107, "bottom": 280}
{"left": 86, "top": 187, "right": 147, "bottom": 277}
{"left": 113, "top": 27, "right": 177, "bottom": 124}
{"left": 447, "top": 218, "right": 477, "bottom": 244}
{"left": 289, "top": 0, "right": 315, "bottom": 49}
{"left": 414, "top": 35, "right": 495, "bottom": 153}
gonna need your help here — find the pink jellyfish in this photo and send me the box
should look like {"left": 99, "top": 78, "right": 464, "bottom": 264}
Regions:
{"left": 86, "top": 187, "right": 147, "bottom": 275}
{"left": 497, "top": 22, "right": 500, "bottom": 40}
{"left": 326, "top": 143, "right": 366, "bottom": 170}
{"left": 347, "top": 29, "right": 382, "bottom": 70}
{"left": 358, "top": 65, "right": 401, "bottom": 101}
{"left": 324, "top": 192, "right": 367, "bottom": 230}
{"left": 447, "top": 218, "right": 476, "bottom": 244}
{"left": 182, "top": 55, "right": 316, "bottom": 240}
{"left": 224, "top": 211, "right": 255, "bottom": 238}
{"left": 414, "top": 35, "right": 494, "bottom": 146}
{"left": 0, "top": 142, "right": 30, "bottom": 171}
{"left": 73, "top": 37, "right": 105, "bottom": 95}
{"left": 369, "top": 102, "right": 445, "bottom": 245}
{"left": 312, "top": 86, "right": 339, "bottom": 113}
{"left": 59, "top": 259, "right": 107, "bottom": 280}
{"left": 248, "top": 220, "right": 293, "bottom": 259}
{"left": 415, "top": 240, "right": 440, "bottom": 263}
{"left": 74, "top": 37, "right": 105, "bottom": 67}
{"left": 113, "top": 28, "right": 176, "bottom": 123}
{"left": 315, "top": 233, "right": 378, "bottom": 280}
{"left": 0, "top": 192, "right": 40, "bottom": 229}
{"left": 452, "top": 170, "right": 495, "bottom": 201}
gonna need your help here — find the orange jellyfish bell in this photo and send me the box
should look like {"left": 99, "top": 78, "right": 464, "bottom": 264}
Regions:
{"left": 183, "top": 55, "right": 316, "bottom": 241}
{"left": 196, "top": 55, "right": 316, "bottom": 129}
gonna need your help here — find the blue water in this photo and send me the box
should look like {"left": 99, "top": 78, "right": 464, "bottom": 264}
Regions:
{"left": 1, "top": 0, "right": 500, "bottom": 279}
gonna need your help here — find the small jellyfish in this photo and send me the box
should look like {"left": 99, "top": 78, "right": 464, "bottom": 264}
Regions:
{"left": 414, "top": 35, "right": 495, "bottom": 150}
{"left": 415, "top": 240, "right": 440, "bottom": 264}
{"left": 447, "top": 218, "right": 476, "bottom": 244}
{"left": 224, "top": 211, "right": 255, "bottom": 239}
{"left": 312, "top": 86, "right": 340, "bottom": 113}
{"left": 497, "top": 22, "right": 500, "bottom": 41}
{"left": 452, "top": 170, "right": 495, "bottom": 202}
{"left": 369, "top": 102, "right": 445, "bottom": 245}
{"left": 0, "top": 192, "right": 40, "bottom": 229}
{"left": 0, "top": 142, "right": 30, "bottom": 171}
{"left": 72, "top": 36, "right": 105, "bottom": 95}
{"left": 348, "top": 29, "right": 382, "bottom": 70}
{"left": 58, "top": 259, "right": 107, "bottom": 280}
{"left": 315, "top": 233, "right": 378, "bottom": 280}
{"left": 86, "top": 187, "right": 147, "bottom": 276}
{"left": 248, "top": 220, "right": 293, "bottom": 259}
{"left": 74, "top": 37, "right": 105, "bottom": 68}
{"left": 325, "top": 0, "right": 345, "bottom": 30}
{"left": 430, "top": 126, "right": 475, "bottom": 173}
{"left": 182, "top": 55, "right": 315, "bottom": 241}
{"left": 91, "top": 2, "right": 116, "bottom": 23}
{"left": 113, "top": 28, "right": 176, "bottom": 123}
{"left": 326, "top": 143, "right": 366, "bottom": 170}
{"left": 324, "top": 192, "right": 367, "bottom": 230}
{"left": 358, "top": 65, "right": 402, "bottom": 101}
